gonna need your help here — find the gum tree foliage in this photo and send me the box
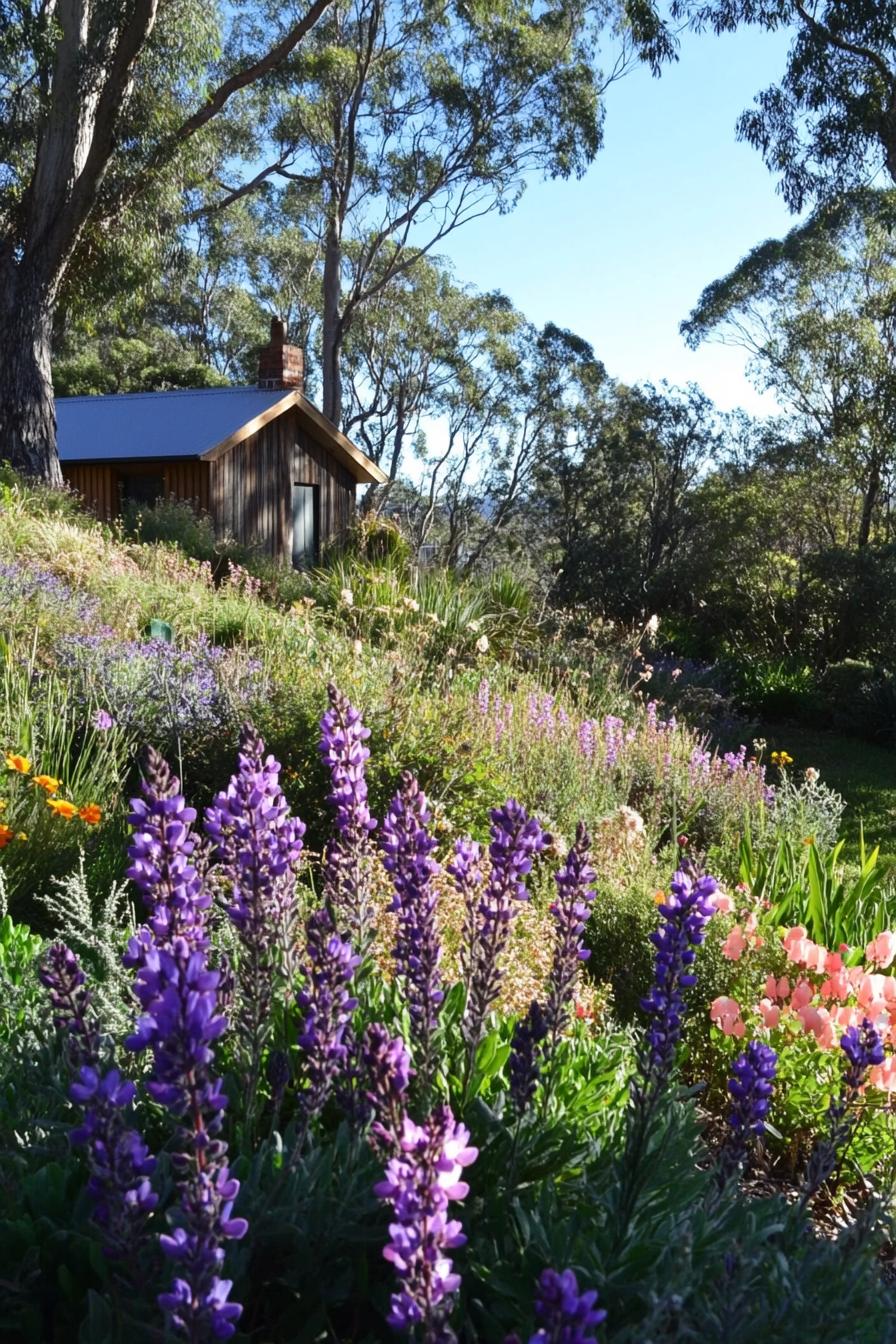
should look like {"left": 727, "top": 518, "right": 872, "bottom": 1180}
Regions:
{"left": 669, "top": 0, "right": 896, "bottom": 212}
{"left": 682, "top": 190, "right": 896, "bottom": 548}
{"left": 529, "top": 380, "right": 724, "bottom": 615}
{"left": 247, "top": 0, "right": 675, "bottom": 425}
{"left": 0, "top": 0, "right": 337, "bottom": 483}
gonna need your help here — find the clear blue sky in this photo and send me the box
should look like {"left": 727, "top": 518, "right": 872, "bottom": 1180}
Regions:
{"left": 438, "top": 24, "right": 799, "bottom": 416}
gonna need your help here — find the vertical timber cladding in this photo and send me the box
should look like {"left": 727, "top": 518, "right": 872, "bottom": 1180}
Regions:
{"left": 62, "top": 460, "right": 209, "bottom": 520}
{"left": 208, "top": 407, "right": 357, "bottom": 561}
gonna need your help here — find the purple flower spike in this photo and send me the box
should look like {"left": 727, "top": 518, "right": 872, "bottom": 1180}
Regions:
{"left": 508, "top": 1001, "right": 549, "bottom": 1118}
{"left": 460, "top": 801, "right": 546, "bottom": 1049}
{"left": 544, "top": 824, "right": 596, "bottom": 1044}
{"left": 296, "top": 906, "right": 361, "bottom": 1120}
{"left": 804, "top": 1018, "right": 885, "bottom": 1201}
{"left": 320, "top": 684, "right": 378, "bottom": 941}
{"left": 205, "top": 725, "right": 306, "bottom": 1061}
{"left": 529, "top": 1267, "right": 607, "bottom": 1343}
{"left": 723, "top": 1040, "right": 778, "bottom": 1176}
{"left": 640, "top": 867, "right": 718, "bottom": 1088}
{"left": 124, "top": 747, "right": 210, "bottom": 957}
{"left": 840, "top": 1018, "right": 885, "bottom": 1092}
{"left": 374, "top": 1103, "right": 478, "bottom": 1341}
{"left": 362, "top": 1022, "right": 413, "bottom": 1153}
{"left": 39, "top": 944, "right": 157, "bottom": 1259}
{"left": 381, "top": 771, "right": 444, "bottom": 1075}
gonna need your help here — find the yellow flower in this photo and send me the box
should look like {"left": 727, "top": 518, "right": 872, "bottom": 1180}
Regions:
{"left": 803, "top": 836, "right": 815, "bottom": 846}
{"left": 5, "top": 752, "right": 31, "bottom": 774}
{"left": 33, "top": 774, "right": 61, "bottom": 795}
{"left": 78, "top": 803, "right": 102, "bottom": 825}
{"left": 47, "top": 798, "right": 77, "bottom": 820}
{"left": 0, "top": 799, "right": 5, "bottom": 813}
{"left": 0, "top": 823, "right": 12, "bottom": 848}
{"left": 16, "top": 832, "right": 27, "bottom": 841}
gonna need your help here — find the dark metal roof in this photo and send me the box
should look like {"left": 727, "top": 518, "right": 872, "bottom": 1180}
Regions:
{"left": 56, "top": 386, "right": 290, "bottom": 462}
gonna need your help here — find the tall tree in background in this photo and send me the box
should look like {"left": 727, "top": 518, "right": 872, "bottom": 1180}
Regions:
{"left": 670, "top": 1, "right": 896, "bottom": 211}
{"left": 0, "top": 0, "right": 335, "bottom": 482}
{"left": 682, "top": 190, "right": 896, "bottom": 548}
{"left": 258, "top": 0, "right": 674, "bottom": 424}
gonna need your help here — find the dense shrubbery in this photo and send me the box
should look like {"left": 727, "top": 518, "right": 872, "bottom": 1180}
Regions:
{"left": 2, "top": 474, "right": 896, "bottom": 1343}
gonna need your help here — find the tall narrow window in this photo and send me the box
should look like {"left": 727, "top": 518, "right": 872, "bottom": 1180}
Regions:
{"left": 292, "top": 483, "right": 319, "bottom": 569}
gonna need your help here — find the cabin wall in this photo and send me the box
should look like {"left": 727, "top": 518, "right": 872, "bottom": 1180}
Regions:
{"left": 208, "top": 407, "right": 356, "bottom": 561}
{"left": 62, "top": 459, "right": 209, "bottom": 521}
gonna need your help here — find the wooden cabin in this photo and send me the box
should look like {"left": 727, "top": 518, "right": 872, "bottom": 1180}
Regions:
{"left": 57, "top": 321, "right": 388, "bottom": 567}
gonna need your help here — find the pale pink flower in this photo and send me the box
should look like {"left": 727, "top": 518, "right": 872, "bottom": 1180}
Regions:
{"left": 866, "top": 931, "right": 896, "bottom": 969}
{"left": 710, "top": 995, "right": 745, "bottom": 1037}
{"left": 758, "top": 998, "right": 780, "bottom": 1030}
{"left": 722, "top": 926, "right": 748, "bottom": 961}
{"left": 710, "top": 890, "right": 735, "bottom": 914}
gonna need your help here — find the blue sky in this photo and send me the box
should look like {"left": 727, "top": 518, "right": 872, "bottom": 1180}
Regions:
{"left": 438, "top": 24, "right": 800, "bottom": 416}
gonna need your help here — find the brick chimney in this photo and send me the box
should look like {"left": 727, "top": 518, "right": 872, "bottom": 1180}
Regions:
{"left": 257, "top": 317, "right": 304, "bottom": 391}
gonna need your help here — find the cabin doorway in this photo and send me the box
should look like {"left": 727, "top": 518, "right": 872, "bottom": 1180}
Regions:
{"left": 292, "top": 483, "right": 319, "bottom": 569}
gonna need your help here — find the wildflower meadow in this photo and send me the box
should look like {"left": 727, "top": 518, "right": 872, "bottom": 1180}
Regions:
{"left": 2, "top": 478, "right": 896, "bottom": 1344}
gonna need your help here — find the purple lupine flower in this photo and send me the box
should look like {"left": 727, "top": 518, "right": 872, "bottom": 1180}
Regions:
{"left": 640, "top": 867, "right": 718, "bottom": 1087}
{"left": 374, "top": 1104, "right": 478, "bottom": 1340}
{"left": 296, "top": 906, "right": 361, "bottom": 1120}
{"left": 124, "top": 747, "right": 210, "bottom": 957}
{"left": 460, "top": 801, "right": 546, "bottom": 1049}
{"left": 803, "top": 1018, "right": 885, "bottom": 1202}
{"left": 577, "top": 719, "right": 596, "bottom": 763}
{"left": 508, "top": 1000, "right": 549, "bottom": 1117}
{"left": 362, "top": 1022, "right": 413, "bottom": 1153}
{"left": 544, "top": 825, "right": 596, "bottom": 1044}
{"left": 319, "top": 684, "right": 377, "bottom": 941}
{"left": 205, "top": 724, "right": 306, "bottom": 1060}
{"left": 125, "top": 757, "right": 246, "bottom": 1340}
{"left": 723, "top": 1040, "right": 777, "bottom": 1175}
{"left": 529, "top": 1267, "right": 607, "bottom": 1343}
{"left": 477, "top": 679, "right": 491, "bottom": 717}
{"left": 39, "top": 944, "right": 157, "bottom": 1258}
{"left": 840, "top": 1018, "right": 885, "bottom": 1092}
{"left": 381, "top": 771, "right": 443, "bottom": 1074}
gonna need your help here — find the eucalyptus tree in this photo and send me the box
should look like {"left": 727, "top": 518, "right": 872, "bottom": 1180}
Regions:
{"left": 682, "top": 190, "right": 896, "bottom": 548}
{"left": 669, "top": 0, "right": 896, "bottom": 211}
{"left": 257, "top": 0, "right": 674, "bottom": 425}
{"left": 0, "top": 0, "right": 336, "bottom": 482}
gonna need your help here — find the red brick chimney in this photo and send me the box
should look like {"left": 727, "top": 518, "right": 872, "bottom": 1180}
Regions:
{"left": 257, "top": 317, "right": 304, "bottom": 391}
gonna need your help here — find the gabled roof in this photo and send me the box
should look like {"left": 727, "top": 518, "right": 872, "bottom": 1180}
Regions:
{"left": 56, "top": 385, "right": 388, "bottom": 485}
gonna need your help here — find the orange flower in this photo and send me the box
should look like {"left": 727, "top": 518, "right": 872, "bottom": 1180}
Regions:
{"left": 0, "top": 823, "right": 13, "bottom": 848}
{"left": 33, "top": 774, "right": 61, "bottom": 795}
{"left": 5, "top": 752, "right": 31, "bottom": 774}
{"left": 78, "top": 804, "right": 102, "bottom": 825}
{"left": 47, "top": 798, "right": 77, "bottom": 820}
{"left": 654, "top": 890, "right": 666, "bottom": 906}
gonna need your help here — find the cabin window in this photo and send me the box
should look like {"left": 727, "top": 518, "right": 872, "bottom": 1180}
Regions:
{"left": 119, "top": 472, "right": 165, "bottom": 507}
{"left": 292, "top": 483, "right": 319, "bottom": 569}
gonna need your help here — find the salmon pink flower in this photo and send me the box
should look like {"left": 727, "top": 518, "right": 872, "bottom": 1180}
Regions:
{"left": 758, "top": 998, "right": 780, "bottom": 1029}
{"left": 722, "top": 925, "right": 747, "bottom": 961}
{"left": 710, "top": 890, "right": 735, "bottom": 914}
{"left": 866, "top": 932, "right": 896, "bottom": 970}
{"left": 711, "top": 995, "right": 745, "bottom": 1037}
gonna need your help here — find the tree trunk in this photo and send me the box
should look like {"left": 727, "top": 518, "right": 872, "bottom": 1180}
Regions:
{"left": 858, "top": 453, "right": 882, "bottom": 548}
{"left": 321, "top": 214, "right": 343, "bottom": 427}
{"left": 0, "top": 269, "right": 62, "bottom": 484}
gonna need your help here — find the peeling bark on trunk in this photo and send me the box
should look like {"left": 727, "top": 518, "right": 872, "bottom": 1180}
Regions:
{"left": 322, "top": 216, "right": 343, "bottom": 427}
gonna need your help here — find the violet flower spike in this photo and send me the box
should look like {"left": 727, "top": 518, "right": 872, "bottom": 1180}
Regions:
{"left": 319, "top": 684, "right": 377, "bottom": 941}
{"left": 362, "top": 1022, "right": 413, "bottom": 1153}
{"left": 124, "top": 746, "right": 209, "bottom": 959}
{"left": 528, "top": 1266, "right": 607, "bottom": 1344}
{"left": 296, "top": 906, "right": 361, "bottom": 1121}
{"left": 640, "top": 867, "right": 718, "bottom": 1089}
{"left": 205, "top": 724, "right": 305, "bottom": 1069}
{"left": 508, "top": 1000, "right": 549, "bottom": 1118}
{"left": 374, "top": 1103, "right": 478, "bottom": 1343}
{"left": 722, "top": 1040, "right": 777, "bottom": 1177}
{"left": 544, "top": 823, "right": 596, "bottom": 1045}
{"left": 804, "top": 1017, "right": 884, "bottom": 1201}
{"left": 40, "top": 944, "right": 157, "bottom": 1260}
{"left": 460, "top": 800, "right": 546, "bottom": 1050}
{"left": 381, "top": 771, "right": 444, "bottom": 1074}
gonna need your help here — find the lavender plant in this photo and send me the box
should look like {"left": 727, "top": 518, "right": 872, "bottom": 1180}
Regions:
{"left": 374, "top": 1103, "right": 478, "bottom": 1343}
{"left": 125, "top": 752, "right": 247, "bottom": 1341}
{"left": 38, "top": 943, "right": 157, "bottom": 1261}
{"left": 381, "top": 770, "right": 443, "bottom": 1081}
{"left": 205, "top": 724, "right": 305, "bottom": 1102}
{"left": 319, "top": 683, "right": 378, "bottom": 942}
{"left": 457, "top": 800, "right": 546, "bottom": 1059}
